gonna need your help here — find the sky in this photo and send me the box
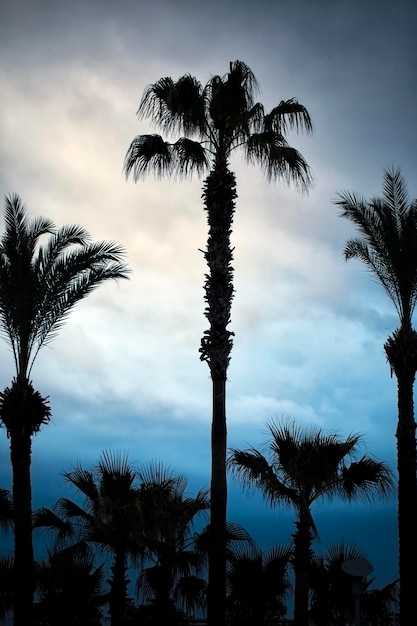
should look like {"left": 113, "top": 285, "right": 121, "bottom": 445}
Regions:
{"left": 0, "top": 0, "right": 416, "bottom": 598}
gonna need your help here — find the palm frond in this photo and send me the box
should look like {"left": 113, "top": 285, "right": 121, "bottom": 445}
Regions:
{"left": 172, "top": 137, "right": 210, "bottom": 177}
{"left": 339, "top": 456, "right": 394, "bottom": 502}
{"left": 124, "top": 134, "right": 174, "bottom": 180}
{"left": 336, "top": 168, "right": 417, "bottom": 325}
{"left": 246, "top": 133, "right": 312, "bottom": 190}
{"left": 264, "top": 98, "right": 314, "bottom": 135}
{"left": 138, "top": 74, "right": 205, "bottom": 136}
{"left": 228, "top": 447, "right": 296, "bottom": 507}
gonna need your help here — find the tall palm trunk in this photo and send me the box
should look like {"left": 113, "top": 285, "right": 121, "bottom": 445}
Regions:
{"left": 200, "top": 164, "right": 236, "bottom": 626}
{"left": 384, "top": 325, "right": 417, "bottom": 624}
{"left": 11, "top": 427, "right": 34, "bottom": 626}
{"left": 0, "top": 377, "right": 51, "bottom": 626}
{"left": 292, "top": 516, "right": 314, "bottom": 626}
{"left": 109, "top": 547, "right": 129, "bottom": 626}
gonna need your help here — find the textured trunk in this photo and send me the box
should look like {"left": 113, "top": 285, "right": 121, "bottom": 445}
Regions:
{"left": 395, "top": 372, "right": 417, "bottom": 624}
{"left": 207, "top": 377, "right": 227, "bottom": 625}
{"left": 385, "top": 326, "right": 417, "bottom": 626}
{"left": 109, "top": 548, "right": 128, "bottom": 626}
{"left": 11, "top": 427, "right": 35, "bottom": 626}
{"left": 200, "top": 164, "right": 236, "bottom": 626}
{"left": 292, "top": 516, "right": 313, "bottom": 626}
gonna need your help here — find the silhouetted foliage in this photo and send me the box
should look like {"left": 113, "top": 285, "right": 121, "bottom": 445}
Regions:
{"left": 336, "top": 167, "right": 417, "bottom": 625}
{"left": 228, "top": 419, "right": 394, "bottom": 626}
{"left": 125, "top": 60, "right": 313, "bottom": 626}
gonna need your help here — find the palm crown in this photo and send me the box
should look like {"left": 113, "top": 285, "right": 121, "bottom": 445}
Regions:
{"left": 0, "top": 194, "right": 130, "bottom": 379}
{"left": 335, "top": 167, "right": 417, "bottom": 327}
{"left": 124, "top": 60, "right": 313, "bottom": 187}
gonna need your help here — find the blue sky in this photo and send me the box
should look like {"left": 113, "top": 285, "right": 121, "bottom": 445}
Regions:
{"left": 0, "top": 0, "right": 416, "bottom": 594}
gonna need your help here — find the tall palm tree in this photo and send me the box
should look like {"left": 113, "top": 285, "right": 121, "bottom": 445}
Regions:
{"left": 124, "top": 59, "right": 313, "bottom": 626}
{"left": 34, "top": 450, "right": 143, "bottom": 626}
{"left": 335, "top": 167, "right": 417, "bottom": 625}
{"left": 227, "top": 419, "right": 393, "bottom": 626}
{"left": 0, "top": 194, "right": 130, "bottom": 626}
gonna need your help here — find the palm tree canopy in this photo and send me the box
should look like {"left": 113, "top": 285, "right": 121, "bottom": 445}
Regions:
{"left": 124, "top": 60, "right": 313, "bottom": 189}
{"left": 335, "top": 167, "right": 417, "bottom": 326}
{"left": 228, "top": 420, "right": 394, "bottom": 534}
{"left": 0, "top": 194, "right": 130, "bottom": 378}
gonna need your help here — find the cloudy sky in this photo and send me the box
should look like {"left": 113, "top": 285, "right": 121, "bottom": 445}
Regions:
{"left": 1, "top": 0, "right": 416, "bottom": 593}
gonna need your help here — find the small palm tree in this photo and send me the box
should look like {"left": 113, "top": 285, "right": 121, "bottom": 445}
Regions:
{"left": 34, "top": 450, "right": 142, "bottom": 626}
{"left": 34, "top": 549, "right": 106, "bottom": 626}
{"left": 335, "top": 167, "right": 417, "bottom": 625}
{"left": 226, "top": 542, "right": 292, "bottom": 626}
{"left": 309, "top": 540, "right": 369, "bottom": 626}
{"left": 228, "top": 419, "right": 394, "bottom": 626}
{"left": 0, "top": 194, "right": 130, "bottom": 626}
{"left": 124, "top": 60, "right": 313, "bottom": 626}
{"left": 136, "top": 461, "right": 209, "bottom": 624}
{"left": 310, "top": 541, "right": 399, "bottom": 626}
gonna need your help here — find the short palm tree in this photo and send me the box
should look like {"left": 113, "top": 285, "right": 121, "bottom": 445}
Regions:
{"left": 34, "top": 549, "right": 106, "bottom": 626}
{"left": 34, "top": 450, "right": 142, "bottom": 626}
{"left": 309, "top": 540, "right": 369, "bottom": 626}
{"left": 335, "top": 168, "right": 417, "bottom": 624}
{"left": 228, "top": 419, "right": 393, "bottom": 626}
{"left": 136, "top": 462, "right": 209, "bottom": 623}
{"left": 310, "top": 540, "right": 399, "bottom": 626}
{"left": 226, "top": 542, "right": 292, "bottom": 626}
{"left": 124, "top": 60, "right": 313, "bottom": 626}
{"left": 0, "top": 195, "right": 129, "bottom": 626}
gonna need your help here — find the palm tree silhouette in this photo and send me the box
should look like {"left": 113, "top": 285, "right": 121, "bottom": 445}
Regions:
{"left": 34, "top": 549, "right": 106, "bottom": 626}
{"left": 34, "top": 450, "right": 142, "bottom": 626}
{"left": 0, "top": 195, "right": 130, "bottom": 626}
{"left": 335, "top": 167, "right": 417, "bottom": 625}
{"left": 310, "top": 540, "right": 399, "bottom": 626}
{"left": 228, "top": 419, "right": 393, "bottom": 626}
{"left": 226, "top": 542, "right": 292, "bottom": 626}
{"left": 135, "top": 461, "right": 209, "bottom": 624}
{"left": 124, "top": 60, "right": 313, "bottom": 625}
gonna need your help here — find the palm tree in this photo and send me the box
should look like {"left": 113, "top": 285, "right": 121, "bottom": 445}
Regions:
{"left": 335, "top": 167, "right": 417, "bottom": 624}
{"left": 135, "top": 461, "right": 209, "bottom": 624}
{"left": 309, "top": 540, "right": 370, "bottom": 626}
{"left": 226, "top": 542, "right": 292, "bottom": 626}
{"left": 34, "top": 450, "right": 143, "bottom": 626}
{"left": 310, "top": 540, "right": 399, "bottom": 626}
{"left": 34, "top": 549, "right": 106, "bottom": 626}
{"left": 124, "top": 59, "right": 313, "bottom": 626}
{"left": 227, "top": 419, "right": 394, "bottom": 626}
{"left": 0, "top": 194, "right": 130, "bottom": 626}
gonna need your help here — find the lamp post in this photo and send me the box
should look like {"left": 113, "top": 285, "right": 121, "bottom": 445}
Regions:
{"left": 341, "top": 558, "right": 373, "bottom": 626}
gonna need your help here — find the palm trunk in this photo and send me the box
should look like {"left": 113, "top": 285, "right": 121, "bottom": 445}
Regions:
{"left": 292, "top": 517, "right": 313, "bottom": 626}
{"left": 109, "top": 547, "right": 129, "bottom": 626}
{"left": 385, "top": 326, "right": 417, "bottom": 626}
{"left": 11, "top": 427, "right": 35, "bottom": 626}
{"left": 0, "top": 378, "right": 51, "bottom": 626}
{"left": 200, "top": 164, "right": 236, "bottom": 626}
{"left": 394, "top": 372, "right": 417, "bottom": 624}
